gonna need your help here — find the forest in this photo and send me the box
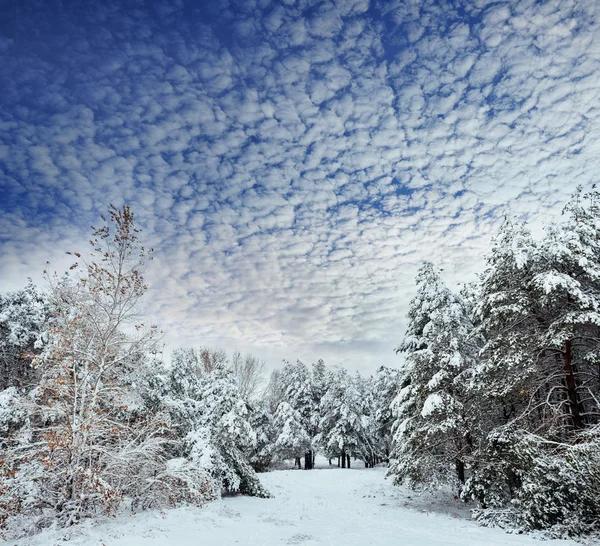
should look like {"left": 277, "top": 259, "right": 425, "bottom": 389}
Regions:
{"left": 1, "top": 187, "right": 599, "bottom": 540}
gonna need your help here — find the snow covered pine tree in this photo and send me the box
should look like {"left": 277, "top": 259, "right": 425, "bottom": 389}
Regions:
{"left": 464, "top": 189, "right": 600, "bottom": 535}
{"left": 280, "top": 360, "right": 316, "bottom": 469}
{"left": 316, "top": 366, "right": 364, "bottom": 469}
{"left": 273, "top": 402, "right": 311, "bottom": 467}
{"left": 389, "top": 262, "right": 478, "bottom": 492}
{"left": 137, "top": 347, "right": 270, "bottom": 499}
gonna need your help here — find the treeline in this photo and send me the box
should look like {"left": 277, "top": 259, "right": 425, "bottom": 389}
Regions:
{"left": 389, "top": 186, "right": 600, "bottom": 537}
{"left": 250, "top": 359, "right": 398, "bottom": 472}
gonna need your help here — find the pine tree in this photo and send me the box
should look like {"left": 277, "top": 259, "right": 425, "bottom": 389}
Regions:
{"left": 273, "top": 402, "right": 310, "bottom": 466}
{"left": 388, "top": 262, "right": 477, "bottom": 490}
{"left": 139, "top": 348, "right": 270, "bottom": 498}
{"left": 0, "top": 282, "right": 52, "bottom": 390}
{"left": 280, "top": 360, "right": 315, "bottom": 469}
{"left": 372, "top": 366, "right": 401, "bottom": 464}
{"left": 309, "top": 359, "right": 330, "bottom": 466}
{"left": 464, "top": 190, "right": 600, "bottom": 533}
{"left": 534, "top": 187, "right": 600, "bottom": 432}
{"left": 316, "top": 366, "right": 364, "bottom": 468}
{"left": 471, "top": 219, "right": 539, "bottom": 425}
{"left": 247, "top": 401, "right": 276, "bottom": 472}
{"left": 354, "top": 372, "right": 380, "bottom": 468}
{"left": 193, "top": 361, "right": 269, "bottom": 497}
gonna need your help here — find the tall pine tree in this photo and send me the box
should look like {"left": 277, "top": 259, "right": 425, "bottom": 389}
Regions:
{"left": 389, "top": 262, "right": 477, "bottom": 490}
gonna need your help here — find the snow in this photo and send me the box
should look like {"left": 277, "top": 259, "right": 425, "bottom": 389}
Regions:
{"left": 8, "top": 457, "right": 579, "bottom": 546}
{"left": 421, "top": 392, "right": 445, "bottom": 417}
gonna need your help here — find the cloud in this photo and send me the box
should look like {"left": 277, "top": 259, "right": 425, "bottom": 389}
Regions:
{"left": 0, "top": 0, "right": 598, "bottom": 374}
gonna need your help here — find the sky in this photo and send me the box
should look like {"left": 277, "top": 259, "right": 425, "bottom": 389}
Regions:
{"left": 1, "top": 0, "right": 598, "bottom": 374}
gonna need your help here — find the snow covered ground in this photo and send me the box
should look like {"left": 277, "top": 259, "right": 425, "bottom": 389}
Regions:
{"left": 8, "top": 459, "right": 579, "bottom": 546}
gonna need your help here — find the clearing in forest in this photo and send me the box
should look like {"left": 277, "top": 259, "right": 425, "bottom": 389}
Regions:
{"left": 12, "top": 460, "right": 579, "bottom": 546}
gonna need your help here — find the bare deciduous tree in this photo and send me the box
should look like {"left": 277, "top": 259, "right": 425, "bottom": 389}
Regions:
{"left": 4, "top": 205, "right": 169, "bottom": 530}
{"left": 231, "top": 351, "right": 266, "bottom": 402}
{"left": 198, "top": 347, "right": 228, "bottom": 374}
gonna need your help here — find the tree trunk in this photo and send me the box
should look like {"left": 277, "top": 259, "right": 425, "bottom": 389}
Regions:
{"left": 347, "top": 454, "right": 351, "bottom": 468}
{"left": 455, "top": 459, "right": 465, "bottom": 484}
{"left": 295, "top": 457, "right": 301, "bottom": 469}
{"left": 563, "top": 339, "right": 584, "bottom": 431}
{"left": 341, "top": 450, "right": 346, "bottom": 468}
{"left": 337, "top": 456, "right": 340, "bottom": 467}
{"left": 304, "top": 451, "right": 312, "bottom": 470}
{"left": 313, "top": 451, "right": 316, "bottom": 467}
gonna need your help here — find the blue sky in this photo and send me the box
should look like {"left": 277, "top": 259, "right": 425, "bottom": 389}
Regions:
{"left": 0, "top": 0, "right": 596, "bottom": 372}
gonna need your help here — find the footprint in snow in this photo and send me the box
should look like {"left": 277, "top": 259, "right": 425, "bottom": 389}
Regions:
{"left": 218, "top": 506, "right": 241, "bottom": 519}
{"left": 286, "top": 533, "right": 313, "bottom": 544}
{"left": 260, "top": 514, "right": 296, "bottom": 527}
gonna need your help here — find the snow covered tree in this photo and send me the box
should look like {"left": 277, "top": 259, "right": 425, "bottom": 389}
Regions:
{"left": 309, "top": 359, "right": 330, "bottom": 465}
{"left": 198, "top": 347, "right": 228, "bottom": 374}
{"left": 388, "top": 262, "right": 478, "bottom": 491}
{"left": 532, "top": 187, "right": 600, "bottom": 433}
{"left": 190, "top": 361, "right": 269, "bottom": 497}
{"left": 0, "top": 282, "right": 52, "bottom": 391}
{"left": 353, "top": 372, "right": 380, "bottom": 468}
{"left": 316, "top": 366, "right": 364, "bottom": 468}
{"left": 1, "top": 205, "right": 170, "bottom": 533}
{"left": 247, "top": 401, "right": 277, "bottom": 472}
{"left": 372, "top": 366, "right": 401, "bottom": 463}
{"left": 138, "top": 347, "right": 269, "bottom": 499}
{"left": 464, "top": 190, "right": 600, "bottom": 534}
{"left": 280, "top": 360, "right": 315, "bottom": 469}
{"left": 231, "top": 351, "right": 266, "bottom": 403}
{"left": 311, "top": 359, "right": 329, "bottom": 409}
{"left": 265, "top": 368, "right": 287, "bottom": 414}
{"left": 470, "top": 219, "right": 539, "bottom": 425}
{"left": 272, "top": 402, "right": 310, "bottom": 467}
{"left": 0, "top": 282, "right": 54, "bottom": 533}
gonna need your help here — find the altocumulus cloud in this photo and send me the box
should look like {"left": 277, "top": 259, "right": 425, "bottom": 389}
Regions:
{"left": 0, "top": 0, "right": 598, "bottom": 372}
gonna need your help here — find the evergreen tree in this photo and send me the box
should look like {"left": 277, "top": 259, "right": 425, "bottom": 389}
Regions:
{"left": 464, "top": 190, "right": 600, "bottom": 533}
{"left": 309, "top": 359, "right": 330, "bottom": 466}
{"left": 273, "top": 402, "right": 310, "bottom": 467}
{"left": 140, "top": 348, "right": 270, "bottom": 498}
{"left": 316, "top": 366, "right": 363, "bottom": 468}
{"left": 354, "top": 372, "right": 380, "bottom": 467}
{"left": 247, "top": 401, "right": 277, "bottom": 472}
{"left": 193, "top": 361, "right": 269, "bottom": 498}
{"left": 280, "top": 360, "right": 315, "bottom": 469}
{"left": 388, "top": 262, "right": 477, "bottom": 490}
{"left": 372, "top": 366, "right": 401, "bottom": 463}
{"left": 0, "top": 282, "right": 52, "bottom": 390}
